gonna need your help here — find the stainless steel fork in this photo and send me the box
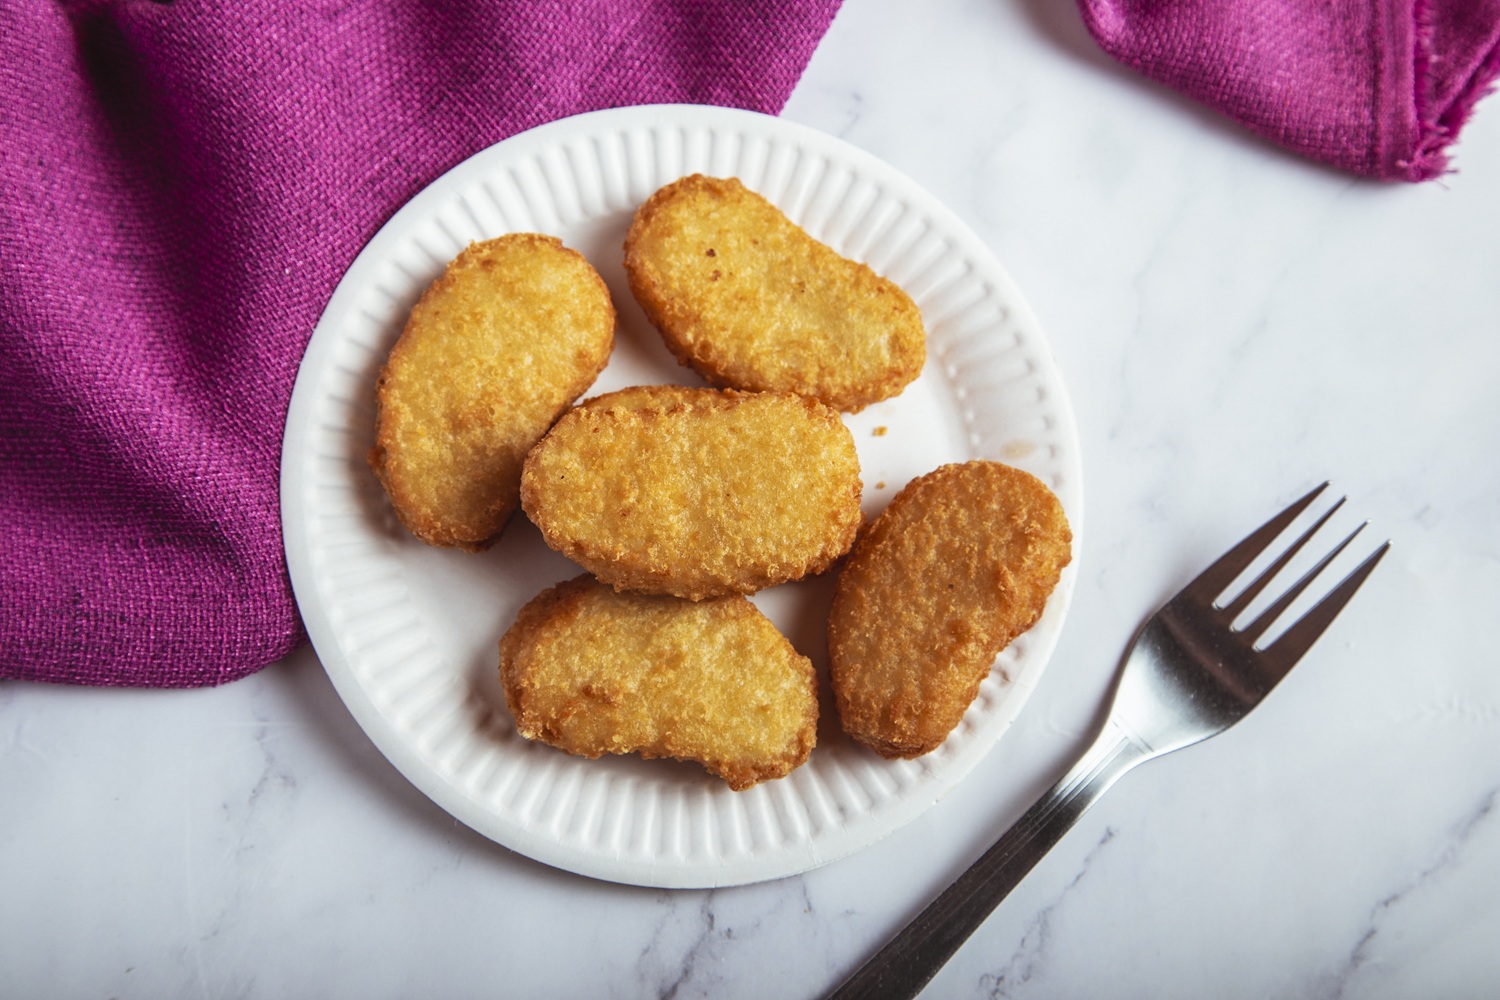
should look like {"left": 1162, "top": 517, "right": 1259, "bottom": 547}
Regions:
{"left": 827, "top": 483, "right": 1389, "bottom": 1000}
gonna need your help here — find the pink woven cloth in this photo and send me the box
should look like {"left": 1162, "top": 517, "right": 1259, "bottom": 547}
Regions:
{"left": 0, "top": 0, "right": 841, "bottom": 687}
{"left": 1080, "top": 0, "right": 1500, "bottom": 180}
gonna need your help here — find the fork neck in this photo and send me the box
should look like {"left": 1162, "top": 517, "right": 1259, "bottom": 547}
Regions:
{"left": 1055, "top": 720, "right": 1154, "bottom": 818}
{"left": 823, "top": 719, "right": 1154, "bottom": 1000}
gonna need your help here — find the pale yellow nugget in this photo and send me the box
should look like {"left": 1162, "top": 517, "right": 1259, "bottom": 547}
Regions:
{"left": 500, "top": 576, "right": 818, "bottom": 790}
{"left": 829, "top": 461, "right": 1072, "bottom": 759}
{"left": 521, "top": 388, "right": 863, "bottom": 600}
{"left": 624, "top": 175, "right": 926, "bottom": 413}
{"left": 369, "top": 234, "right": 615, "bottom": 551}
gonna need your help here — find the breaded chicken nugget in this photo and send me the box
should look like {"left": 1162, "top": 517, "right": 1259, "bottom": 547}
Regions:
{"left": 368, "top": 234, "right": 615, "bottom": 551}
{"left": 828, "top": 461, "right": 1072, "bottom": 759}
{"left": 500, "top": 576, "right": 818, "bottom": 790}
{"left": 574, "top": 382, "right": 712, "bottom": 414}
{"left": 623, "top": 175, "right": 926, "bottom": 413}
{"left": 521, "top": 388, "right": 862, "bottom": 599}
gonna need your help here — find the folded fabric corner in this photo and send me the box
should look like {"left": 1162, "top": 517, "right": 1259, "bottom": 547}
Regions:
{"left": 1078, "top": 0, "right": 1500, "bottom": 181}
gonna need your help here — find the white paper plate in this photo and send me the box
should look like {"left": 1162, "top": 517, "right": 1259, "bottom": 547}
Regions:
{"left": 281, "top": 104, "right": 1082, "bottom": 888}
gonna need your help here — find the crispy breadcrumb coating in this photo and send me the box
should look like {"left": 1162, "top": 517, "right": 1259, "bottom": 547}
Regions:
{"left": 574, "top": 382, "right": 714, "bottom": 414}
{"left": 368, "top": 234, "right": 615, "bottom": 551}
{"left": 624, "top": 175, "right": 926, "bottom": 412}
{"left": 828, "top": 461, "right": 1072, "bottom": 759}
{"left": 521, "top": 388, "right": 862, "bottom": 599}
{"left": 500, "top": 576, "right": 818, "bottom": 790}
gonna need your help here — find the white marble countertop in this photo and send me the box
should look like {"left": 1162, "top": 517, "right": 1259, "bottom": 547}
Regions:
{"left": 5, "top": 1, "right": 1499, "bottom": 997}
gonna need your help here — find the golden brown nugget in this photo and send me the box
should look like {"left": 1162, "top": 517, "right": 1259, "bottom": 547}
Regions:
{"left": 521, "top": 388, "right": 862, "bottom": 600}
{"left": 500, "top": 576, "right": 818, "bottom": 790}
{"left": 828, "top": 461, "right": 1072, "bottom": 759}
{"left": 573, "top": 382, "right": 712, "bottom": 414}
{"left": 623, "top": 175, "right": 926, "bottom": 412}
{"left": 369, "top": 234, "right": 615, "bottom": 551}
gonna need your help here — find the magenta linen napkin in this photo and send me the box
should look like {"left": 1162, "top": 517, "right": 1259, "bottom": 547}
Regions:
{"left": 1079, "top": 0, "right": 1500, "bottom": 180}
{"left": 0, "top": 0, "right": 841, "bottom": 688}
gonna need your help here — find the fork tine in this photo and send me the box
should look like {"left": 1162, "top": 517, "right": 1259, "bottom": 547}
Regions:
{"left": 1259, "top": 540, "right": 1391, "bottom": 671}
{"left": 1219, "top": 497, "right": 1346, "bottom": 620}
{"left": 1238, "top": 521, "right": 1366, "bottom": 645}
{"left": 1184, "top": 482, "right": 1329, "bottom": 604}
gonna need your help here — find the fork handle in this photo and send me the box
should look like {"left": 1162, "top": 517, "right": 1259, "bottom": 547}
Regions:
{"left": 826, "top": 724, "right": 1150, "bottom": 1000}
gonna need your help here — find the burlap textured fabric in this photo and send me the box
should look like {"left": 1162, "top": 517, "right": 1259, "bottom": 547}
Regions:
{"left": 1081, "top": 0, "right": 1500, "bottom": 180}
{"left": 0, "top": 0, "right": 842, "bottom": 687}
